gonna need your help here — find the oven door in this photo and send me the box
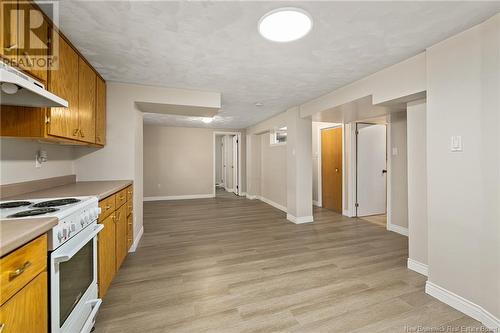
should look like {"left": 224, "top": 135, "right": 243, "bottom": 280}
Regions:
{"left": 50, "top": 222, "right": 104, "bottom": 333}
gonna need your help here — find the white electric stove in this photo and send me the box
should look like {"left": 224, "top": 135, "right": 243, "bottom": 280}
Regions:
{"left": 0, "top": 196, "right": 103, "bottom": 333}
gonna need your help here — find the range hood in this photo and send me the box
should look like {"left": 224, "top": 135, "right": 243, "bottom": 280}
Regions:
{"left": 0, "top": 61, "right": 68, "bottom": 108}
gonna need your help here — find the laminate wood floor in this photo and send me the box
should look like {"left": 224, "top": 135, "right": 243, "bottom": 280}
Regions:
{"left": 94, "top": 193, "right": 485, "bottom": 333}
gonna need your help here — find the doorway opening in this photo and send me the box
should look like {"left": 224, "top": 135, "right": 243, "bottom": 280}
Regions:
{"left": 213, "top": 132, "right": 242, "bottom": 197}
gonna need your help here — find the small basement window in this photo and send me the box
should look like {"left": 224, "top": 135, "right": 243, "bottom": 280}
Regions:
{"left": 270, "top": 127, "right": 287, "bottom": 146}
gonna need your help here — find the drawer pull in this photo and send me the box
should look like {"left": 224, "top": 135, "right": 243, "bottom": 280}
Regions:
{"left": 105, "top": 205, "right": 111, "bottom": 210}
{"left": 73, "top": 128, "right": 79, "bottom": 136}
{"left": 0, "top": 323, "right": 4, "bottom": 333}
{"left": 9, "top": 261, "right": 31, "bottom": 280}
{"left": 119, "top": 196, "right": 124, "bottom": 200}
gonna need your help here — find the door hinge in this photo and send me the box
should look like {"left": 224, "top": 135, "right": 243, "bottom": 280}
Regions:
{"left": 355, "top": 203, "right": 359, "bottom": 207}
{"left": 45, "top": 115, "right": 50, "bottom": 124}
{"left": 355, "top": 130, "right": 359, "bottom": 135}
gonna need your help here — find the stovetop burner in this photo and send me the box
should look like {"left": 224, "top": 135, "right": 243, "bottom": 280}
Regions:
{"left": 7, "top": 207, "right": 59, "bottom": 218}
{"left": 33, "top": 198, "right": 81, "bottom": 208}
{"left": 0, "top": 201, "right": 32, "bottom": 209}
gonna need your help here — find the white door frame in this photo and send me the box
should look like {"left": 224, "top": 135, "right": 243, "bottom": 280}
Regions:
{"left": 213, "top": 131, "right": 242, "bottom": 197}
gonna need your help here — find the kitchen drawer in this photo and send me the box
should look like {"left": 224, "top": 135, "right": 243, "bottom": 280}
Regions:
{"left": 0, "top": 234, "right": 47, "bottom": 306}
{"left": 126, "top": 185, "right": 133, "bottom": 202}
{"left": 99, "top": 195, "right": 116, "bottom": 221}
{"left": 115, "top": 188, "right": 127, "bottom": 208}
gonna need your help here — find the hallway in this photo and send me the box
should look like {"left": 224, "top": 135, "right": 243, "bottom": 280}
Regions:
{"left": 94, "top": 196, "right": 483, "bottom": 332}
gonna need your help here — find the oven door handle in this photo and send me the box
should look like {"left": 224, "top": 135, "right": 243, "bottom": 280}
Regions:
{"left": 53, "top": 224, "right": 104, "bottom": 263}
{"left": 80, "top": 298, "right": 102, "bottom": 333}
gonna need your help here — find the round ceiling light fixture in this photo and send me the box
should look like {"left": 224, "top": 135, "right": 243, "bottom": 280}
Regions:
{"left": 258, "top": 8, "right": 312, "bottom": 43}
{"left": 201, "top": 117, "right": 214, "bottom": 124}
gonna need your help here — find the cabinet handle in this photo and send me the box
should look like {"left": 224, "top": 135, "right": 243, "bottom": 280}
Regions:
{"left": 79, "top": 129, "right": 85, "bottom": 138}
{"left": 4, "top": 44, "right": 17, "bottom": 51}
{"left": 9, "top": 261, "right": 31, "bottom": 280}
{"left": 73, "top": 128, "right": 79, "bottom": 136}
{"left": 105, "top": 204, "right": 111, "bottom": 210}
{"left": 0, "top": 323, "right": 5, "bottom": 333}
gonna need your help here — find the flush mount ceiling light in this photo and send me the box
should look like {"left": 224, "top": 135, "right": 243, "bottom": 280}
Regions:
{"left": 258, "top": 8, "right": 312, "bottom": 42}
{"left": 201, "top": 117, "right": 214, "bottom": 124}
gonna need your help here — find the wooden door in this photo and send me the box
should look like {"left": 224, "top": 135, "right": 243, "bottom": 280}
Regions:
{"left": 321, "top": 127, "right": 343, "bottom": 213}
{"left": 77, "top": 58, "right": 96, "bottom": 143}
{"left": 48, "top": 34, "right": 79, "bottom": 139}
{"left": 16, "top": 1, "right": 48, "bottom": 83}
{"left": 0, "top": 0, "right": 19, "bottom": 61}
{"left": 0, "top": 272, "right": 47, "bottom": 333}
{"left": 95, "top": 77, "right": 106, "bottom": 145}
{"left": 98, "top": 213, "right": 116, "bottom": 298}
{"left": 115, "top": 204, "right": 127, "bottom": 270}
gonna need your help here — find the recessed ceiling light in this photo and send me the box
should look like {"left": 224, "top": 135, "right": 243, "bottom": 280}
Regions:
{"left": 255, "top": 102, "right": 264, "bottom": 107}
{"left": 201, "top": 117, "right": 214, "bottom": 124}
{"left": 258, "top": 8, "right": 312, "bottom": 43}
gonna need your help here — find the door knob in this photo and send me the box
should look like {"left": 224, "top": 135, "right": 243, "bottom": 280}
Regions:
{"left": 382, "top": 169, "right": 387, "bottom": 175}
{"left": 335, "top": 168, "right": 339, "bottom": 173}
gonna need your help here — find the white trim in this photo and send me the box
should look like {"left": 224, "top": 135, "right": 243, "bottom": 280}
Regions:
{"left": 287, "top": 214, "right": 314, "bottom": 224}
{"left": 386, "top": 122, "right": 393, "bottom": 230}
{"left": 387, "top": 223, "right": 408, "bottom": 236}
{"left": 246, "top": 194, "right": 258, "bottom": 200}
{"left": 313, "top": 200, "right": 321, "bottom": 207}
{"left": 346, "top": 123, "right": 357, "bottom": 217}
{"left": 426, "top": 281, "right": 500, "bottom": 331}
{"left": 225, "top": 187, "right": 234, "bottom": 193}
{"left": 407, "top": 258, "right": 428, "bottom": 276}
{"left": 259, "top": 196, "right": 287, "bottom": 212}
{"left": 128, "top": 226, "right": 144, "bottom": 253}
{"left": 143, "top": 194, "right": 215, "bottom": 201}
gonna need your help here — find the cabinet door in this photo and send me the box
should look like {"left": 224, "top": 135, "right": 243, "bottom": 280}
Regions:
{"left": 115, "top": 204, "right": 128, "bottom": 270}
{"left": 48, "top": 33, "right": 79, "bottom": 139}
{"left": 77, "top": 58, "right": 96, "bottom": 143}
{"left": 95, "top": 76, "right": 106, "bottom": 145}
{"left": 0, "top": 0, "right": 19, "bottom": 61}
{"left": 0, "top": 272, "right": 47, "bottom": 333}
{"left": 127, "top": 214, "right": 133, "bottom": 250}
{"left": 98, "top": 213, "right": 116, "bottom": 299}
{"left": 16, "top": 1, "right": 48, "bottom": 83}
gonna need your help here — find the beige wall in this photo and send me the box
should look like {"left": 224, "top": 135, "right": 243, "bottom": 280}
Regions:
{"left": 260, "top": 133, "right": 287, "bottom": 208}
{"left": 0, "top": 139, "right": 75, "bottom": 185}
{"left": 426, "top": 14, "right": 499, "bottom": 320}
{"left": 389, "top": 111, "right": 409, "bottom": 228}
{"left": 144, "top": 126, "right": 214, "bottom": 197}
{"left": 407, "top": 99, "right": 428, "bottom": 266}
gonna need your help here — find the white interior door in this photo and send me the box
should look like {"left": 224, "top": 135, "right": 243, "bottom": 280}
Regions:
{"left": 356, "top": 123, "right": 387, "bottom": 217}
{"left": 232, "top": 135, "right": 239, "bottom": 195}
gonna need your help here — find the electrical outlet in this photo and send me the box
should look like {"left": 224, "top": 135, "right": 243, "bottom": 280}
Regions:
{"left": 35, "top": 156, "right": 42, "bottom": 168}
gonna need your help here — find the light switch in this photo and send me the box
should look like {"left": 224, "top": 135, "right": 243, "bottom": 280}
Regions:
{"left": 451, "top": 136, "right": 463, "bottom": 152}
{"left": 392, "top": 147, "right": 398, "bottom": 156}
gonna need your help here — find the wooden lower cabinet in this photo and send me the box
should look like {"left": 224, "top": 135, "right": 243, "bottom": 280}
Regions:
{"left": 0, "top": 272, "right": 47, "bottom": 333}
{"left": 97, "top": 213, "right": 116, "bottom": 299}
{"left": 0, "top": 234, "right": 48, "bottom": 333}
{"left": 115, "top": 204, "right": 127, "bottom": 270}
{"left": 97, "top": 184, "right": 133, "bottom": 298}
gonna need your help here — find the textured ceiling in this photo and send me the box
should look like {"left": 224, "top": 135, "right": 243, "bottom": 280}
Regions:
{"left": 53, "top": 1, "right": 500, "bottom": 129}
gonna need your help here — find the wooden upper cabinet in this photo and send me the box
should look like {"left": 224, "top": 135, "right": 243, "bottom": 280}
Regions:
{"left": 17, "top": 1, "right": 49, "bottom": 83}
{"left": 0, "top": 0, "right": 19, "bottom": 60}
{"left": 77, "top": 58, "right": 96, "bottom": 143}
{"left": 48, "top": 33, "right": 79, "bottom": 140}
{"left": 95, "top": 76, "right": 106, "bottom": 145}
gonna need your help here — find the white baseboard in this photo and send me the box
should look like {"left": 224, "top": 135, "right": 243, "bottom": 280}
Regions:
{"left": 426, "top": 281, "right": 500, "bottom": 331}
{"left": 128, "top": 225, "right": 144, "bottom": 253}
{"left": 407, "top": 258, "right": 428, "bottom": 276}
{"left": 143, "top": 194, "right": 214, "bottom": 201}
{"left": 246, "top": 194, "right": 258, "bottom": 200}
{"left": 313, "top": 200, "right": 322, "bottom": 207}
{"left": 387, "top": 223, "right": 409, "bottom": 236}
{"left": 287, "top": 214, "right": 314, "bottom": 224}
{"left": 225, "top": 187, "right": 234, "bottom": 193}
{"left": 259, "top": 196, "right": 287, "bottom": 213}
{"left": 239, "top": 192, "right": 246, "bottom": 196}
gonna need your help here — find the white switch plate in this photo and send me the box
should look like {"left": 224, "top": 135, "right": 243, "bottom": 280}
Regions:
{"left": 451, "top": 136, "right": 463, "bottom": 152}
{"left": 392, "top": 147, "right": 398, "bottom": 156}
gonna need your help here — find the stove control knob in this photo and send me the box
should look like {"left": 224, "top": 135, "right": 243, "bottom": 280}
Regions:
{"left": 70, "top": 223, "right": 76, "bottom": 232}
{"left": 62, "top": 228, "right": 68, "bottom": 239}
{"left": 80, "top": 218, "right": 85, "bottom": 227}
{"left": 84, "top": 214, "right": 90, "bottom": 224}
{"left": 57, "top": 230, "right": 63, "bottom": 241}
